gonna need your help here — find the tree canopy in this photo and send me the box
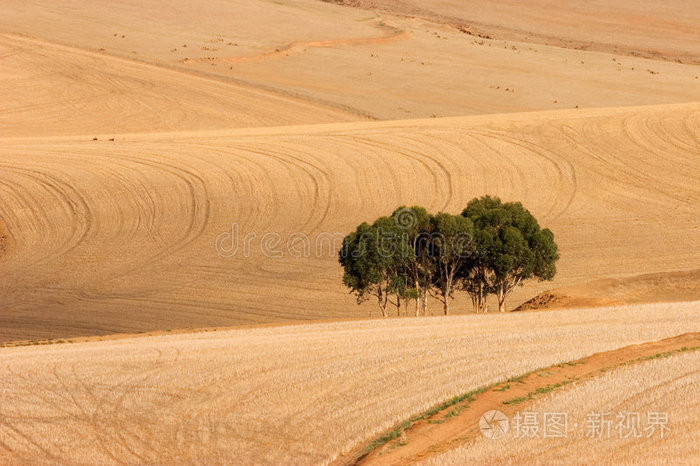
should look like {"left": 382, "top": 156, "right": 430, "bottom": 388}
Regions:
{"left": 461, "top": 196, "right": 559, "bottom": 312}
{"left": 339, "top": 196, "right": 559, "bottom": 316}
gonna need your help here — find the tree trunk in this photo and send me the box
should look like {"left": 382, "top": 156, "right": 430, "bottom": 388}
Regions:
{"left": 383, "top": 291, "right": 389, "bottom": 317}
{"left": 415, "top": 281, "right": 421, "bottom": 317}
{"left": 478, "top": 280, "right": 485, "bottom": 313}
{"left": 396, "top": 294, "right": 401, "bottom": 316}
{"left": 443, "top": 271, "right": 453, "bottom": 315}
{"left": 497, "top": 281, "right": 511, "bottom": 312}
{"left": 498, "top": 288, "right": 507, "bottom": 312}
{"left": 422, "top": 293, "right": 428, "bottom": 316}
{"left": 480, "top": 282, "right": 487, "bottom": 313}
{"left": 377, "top": 287, "right": 388, "bottom": 317}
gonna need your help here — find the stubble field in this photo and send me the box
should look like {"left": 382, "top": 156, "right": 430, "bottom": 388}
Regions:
{"left": 430, "top": 349, "right": 700, "bottom": 464}
{"left": 2, "top": 302, "right": 699, "bottom": 464}
{"left": 1, "top": 0, "right": 699, "bottom": 463}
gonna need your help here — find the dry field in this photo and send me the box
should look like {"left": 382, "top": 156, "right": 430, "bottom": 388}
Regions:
{"left": 2, "top": 302, "right": 700, "bottom": 464}
{"left": 1, "top": 0, "right": 699, "bottom": 463}
{"left": 1, "top": 104, "right": 699, "bottom": 341}
{"left": 2, "top": 0, "right": 699, "bottom": 125}
{"left": 0, "top": 33, "right": 358, "bottom": 138}
{"left": 1, "top": 0, "right": 700, "bottom": 341}
{"left": 429, "top": 349, "right": 700, "bottom": 465}
{"left": 328, "top": 0, "right": 700, "bottom": 64}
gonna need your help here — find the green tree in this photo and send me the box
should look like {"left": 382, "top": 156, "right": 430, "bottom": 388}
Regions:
{"left": 462, "top": 196, "right": 559, "bottom": 312}
{"left": 372, "top": 215, "right": 413, "bottom": 315}
{"left": 338, "top": 218, "right": 412, "bottom": 317}
{"left": 390, "top": 206, "right": 433, "bottom": 316}
{"left": 428, "top": 213, "right": 475, "bottom": 315}
{"left": 340, "top": 197, "right": 558, "bottom": 317}
{"left": 339, "top": 222, "right": 387, "bottom": 316}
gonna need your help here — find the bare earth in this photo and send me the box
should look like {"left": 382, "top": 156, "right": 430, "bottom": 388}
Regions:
{"left": 2, "top": 0, "right": 699, "bottom": 124}
{"left": 517, "top": 269, "right": 700, "bottom": 311}
{"left": 0, "top": 33, "right": 358, "bottom": 138}
{"left": 324, "top": 0, "right": 700, "bottom": 64}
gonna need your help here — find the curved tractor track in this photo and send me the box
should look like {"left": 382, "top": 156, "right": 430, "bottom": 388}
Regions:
{"left": 0, "top": 33, "right": 359, "bottom": 138}
{"left": 0, "top": 103, "right": 699, "bottom": 341}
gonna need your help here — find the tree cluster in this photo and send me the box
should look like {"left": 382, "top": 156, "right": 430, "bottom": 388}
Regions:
{"left": 338, "top": 196, "right": 559, "bottom": 316}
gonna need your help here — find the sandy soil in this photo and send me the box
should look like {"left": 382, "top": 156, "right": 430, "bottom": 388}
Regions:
{"left": 1, "top": 302, "right": 699, "bottom": 464}
{"left": 0, "top": 33, "right": 359, "bottom": 137}
{"left": 2, "top": 1, "right": 699, "bottom": 123}
{"left": 1, "top": 104, "right": 699, "bottom": 341}
{"left": 516, "top": 269, "right": 700, "bottom": 311}
{"left": 347, "top": 332, "right": 700, "bottom": 465}
{"left": 326, "top": 0, "right": 700, "bottom": 64}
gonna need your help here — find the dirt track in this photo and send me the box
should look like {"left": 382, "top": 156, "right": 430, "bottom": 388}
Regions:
{"left": 345, "top": 332, "right": 700, "bottom": 465}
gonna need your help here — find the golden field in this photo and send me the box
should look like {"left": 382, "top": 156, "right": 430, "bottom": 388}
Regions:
{"left": 430, "top": 349, "right": 700, "bottom": 464}
{"left": 2, "top": 302, "right": 700, "bottom": 464}
{"left": 2, "top": 1, "right": 699, "bottom": 341}
{"left": 1, "top": 103, "right": 699, "bottom": 341}
{"left": 1, "top": 0, "right": 699, "bottom": 463}
{"left": 2, "top": 0, "right": 699, "bottom": 129}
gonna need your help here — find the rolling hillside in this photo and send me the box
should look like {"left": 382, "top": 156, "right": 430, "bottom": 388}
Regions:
{"left": 1, "top": 103, "right": 699, "bottom": 341}
{"left": 2, "top": 0, "right": 699, "bottom": 123}
{"left": 1, "top": 1, "right": 699, "bottom": 464}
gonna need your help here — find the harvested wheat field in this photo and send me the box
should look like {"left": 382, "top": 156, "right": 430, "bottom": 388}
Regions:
{"left": 2, "top": 0, "right": 700, "bottom": 124}
{"left": 428, "top": 347, "right": 700, "bottom": 465}
{"left": 1, "top": 0, "right": 699, "bottom": 463}
{"left": 1, "top": 302, "right": 700, "bottom": 464}
{"left": 349, "top": 331, "right": 700, "bottom": 464}
{"left": 1, "top": 104, "right": 699, "bottom": 341}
